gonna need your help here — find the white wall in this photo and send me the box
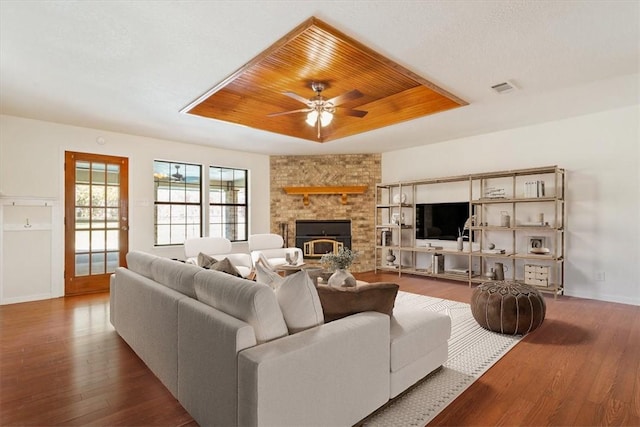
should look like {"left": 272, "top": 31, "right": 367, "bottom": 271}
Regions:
{"left": 382, "top": 105, "right": 640, "bottom": 306}
{"left": 0, "top": 114, "right": 270, "bottom": 301}
{"left": 2, "top": 106, "right": 638, "bottom": 305}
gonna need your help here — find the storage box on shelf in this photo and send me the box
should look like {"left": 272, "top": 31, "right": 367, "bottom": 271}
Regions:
{"left": 375, "top": 166, "right": 565, "bottom": 298}
{"left": 524, "top": 264, "right": 550, "bottom": 287}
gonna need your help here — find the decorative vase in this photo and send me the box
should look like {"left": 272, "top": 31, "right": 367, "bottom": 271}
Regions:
{"left": 456, "top": 236, "right": 464, "bottom": 251}
{"left": 484, "top": 268, "right": 496, "bottom": 280}
{"left": 391, "top": 212, "right": 405, "bottom": 225}
{"left": 500, "top": 211, "right": 511, "bottom": 227}
{"left": 328, "top": 268, "right": 356, "bottom": 287}
{"left": 393, "top": 193, "right": 407, "bottom": 204}
{"left": 386, "top": 249, "right": 396, "bottom": 266}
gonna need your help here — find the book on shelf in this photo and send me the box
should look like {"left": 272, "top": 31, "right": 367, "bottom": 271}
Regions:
{"left": 447, "top": 268, "right": 469, "bottom": 275}
{"left": 483, "top": 186, "right": 506, "bottom": 199}
{"left": 524, "top": 180, "right": 545, "bottom": 198}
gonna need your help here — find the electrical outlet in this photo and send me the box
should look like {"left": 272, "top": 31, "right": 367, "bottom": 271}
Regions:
{"left": 595, "top": 271, "right": 606, "bottom": 282}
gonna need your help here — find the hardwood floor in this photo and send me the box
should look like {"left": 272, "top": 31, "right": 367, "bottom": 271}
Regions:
{"left": 1, "top": 272, "right": 638, "bottom": 426}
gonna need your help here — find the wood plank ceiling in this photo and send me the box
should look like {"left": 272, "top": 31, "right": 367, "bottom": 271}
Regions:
{"left": 183, "top": 17, "right": 467, "bottom": 143}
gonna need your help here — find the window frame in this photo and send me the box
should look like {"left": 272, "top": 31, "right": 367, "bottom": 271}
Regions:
{"left": 208, "top": 166, "right": 249, "bottom": 242}
{"left": 153, "top": 160, "right": 203, "bottom": 246}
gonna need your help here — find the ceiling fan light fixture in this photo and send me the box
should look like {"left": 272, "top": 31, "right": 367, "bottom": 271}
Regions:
{"left": 305, "top": 110, "right": 318, "bottom": 126}
{"left": 320, "top": 110, "right": 333, "bottom": 127}
{"left": 305, "top": 109, "right": 333, "bottom": 127}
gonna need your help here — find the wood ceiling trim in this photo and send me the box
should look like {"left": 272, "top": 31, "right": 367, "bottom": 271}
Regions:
{"left": 182, "top": 16, "right": 467, "bottom": 143}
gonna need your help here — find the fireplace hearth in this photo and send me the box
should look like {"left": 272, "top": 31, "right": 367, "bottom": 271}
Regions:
{"left": 295, "top": 220, "right": 351, "bottom": 259}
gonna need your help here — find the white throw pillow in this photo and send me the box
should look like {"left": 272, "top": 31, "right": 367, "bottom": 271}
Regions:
{"left": 274, "top": 270, "right": 324, "bottom": 334}
{"left": 255, "top": 263, "right": 283, "bottom": 290}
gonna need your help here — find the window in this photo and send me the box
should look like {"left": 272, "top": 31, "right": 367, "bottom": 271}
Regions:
{"left": 209, "top": 166, "right": 247, "bottom": 241}
{"left": 154, "top": 161, "right": 202, "bottom": 245}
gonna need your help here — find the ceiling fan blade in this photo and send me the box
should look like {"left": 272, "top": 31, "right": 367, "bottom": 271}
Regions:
{"left": 327, "top": 89, "right": 363, "bottom": 106}
{"left": 267, "top": 108, "right": 311, "bottom": 117}
{"left": 334, "top": 107, "right": 368, "bottom": 118}
{"left": 282, "top": 91, "right": 312, "bottom": 105}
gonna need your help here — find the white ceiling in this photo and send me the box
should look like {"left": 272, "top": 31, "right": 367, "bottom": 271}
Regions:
{"left": 1, "top": 1, "right": 638, "bottom": 155}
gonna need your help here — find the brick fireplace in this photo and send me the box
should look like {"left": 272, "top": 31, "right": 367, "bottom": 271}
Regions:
{"left": 269, "top": 154, "right": 380, "bottom": 272}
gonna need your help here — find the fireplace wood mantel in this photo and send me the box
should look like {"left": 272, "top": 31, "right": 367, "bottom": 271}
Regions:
{"left": 283, "top": 186, "right": 367, "bottom": 206}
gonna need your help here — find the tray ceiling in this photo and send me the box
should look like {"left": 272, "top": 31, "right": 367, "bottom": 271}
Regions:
{"left": 183, "top": 17, "right": 467, "bottom": 143}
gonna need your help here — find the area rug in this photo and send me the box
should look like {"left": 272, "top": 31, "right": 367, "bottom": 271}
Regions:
{"left": 363, "top": 291, "right": 522, "bottom": 427}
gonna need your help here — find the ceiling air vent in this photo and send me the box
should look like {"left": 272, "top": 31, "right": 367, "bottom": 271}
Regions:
{"left": 491, "top": 80, "right": 517, "bottom": 94}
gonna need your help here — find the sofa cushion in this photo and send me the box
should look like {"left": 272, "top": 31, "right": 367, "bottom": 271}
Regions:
{"left": 274, "top": 271, "right": 324, "bottom": 334}
{"left": 254, "top": 263, "right": 283, "bottom": 290}
{"left": 126, "top": 251, "right": 158, "bottom": 279}
{"left": 316, "top": 282, "right": 400, "bottom": 322}
{"left": 390, "top": 307, "right": 452, "bottom": 373}
{"left": 150, "top": 256, "right": 201, "bottom": 299}
{"left": 194, "top": 269, "right": 288, "bottom": 344}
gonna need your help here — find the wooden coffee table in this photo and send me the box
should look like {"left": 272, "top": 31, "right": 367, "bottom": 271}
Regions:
{"left": 274, "top": 263, "right": 305, "bottom": 276}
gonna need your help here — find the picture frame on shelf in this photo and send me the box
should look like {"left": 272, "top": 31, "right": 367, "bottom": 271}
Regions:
{"left": 528, "top": 236, "right": 547, "bottom": 253}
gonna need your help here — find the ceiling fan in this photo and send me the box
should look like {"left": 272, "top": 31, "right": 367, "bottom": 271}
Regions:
{"left": 267, "top": 82, "right": 368, "bottom": 139}
{"left": 171, "top": 165, "right": 184, "bottom": 181}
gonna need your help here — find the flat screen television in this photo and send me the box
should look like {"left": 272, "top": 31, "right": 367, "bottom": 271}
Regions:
{"left": 415, "top": 202, "right": 470, "bottom": 240}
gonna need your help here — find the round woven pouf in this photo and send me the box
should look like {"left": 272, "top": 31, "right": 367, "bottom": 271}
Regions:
{"left": 470, "top": 281, "right": 546, "bottom": 335}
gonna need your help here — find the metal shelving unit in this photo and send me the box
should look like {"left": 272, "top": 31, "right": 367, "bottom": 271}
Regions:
{"left": 375, "top": 166, "right": 565, "bottom": 297}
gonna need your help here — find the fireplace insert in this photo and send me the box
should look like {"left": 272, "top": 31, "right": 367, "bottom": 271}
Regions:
{"left": 295, "top": 220, "right": 351, "bottom": 259}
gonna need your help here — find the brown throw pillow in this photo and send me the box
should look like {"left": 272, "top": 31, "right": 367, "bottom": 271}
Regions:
{"left": 197, "top": 252, "right": 218, "bottom": 269}
{"left": 208, "top": 257, "right": 243, "bottom": 278}
{"left": 316, "top": 282, "right": 400, "bottom": 322}
{"left": 197, "top": 253, "right": 242, "bottom": 277}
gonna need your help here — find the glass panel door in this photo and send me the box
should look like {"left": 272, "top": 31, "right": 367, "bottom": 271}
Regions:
{"left": 65, "top": 152, "right": 128, "bottom": 295}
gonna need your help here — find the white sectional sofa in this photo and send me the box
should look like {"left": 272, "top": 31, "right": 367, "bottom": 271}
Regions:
{"left": 110, "top": 251, "right": 451, "bottom": 426}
